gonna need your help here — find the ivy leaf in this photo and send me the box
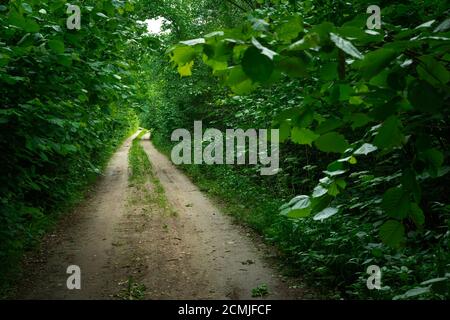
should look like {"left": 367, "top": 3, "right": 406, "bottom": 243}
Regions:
{"left": 373, "top": 116, "right": 404, "bottom": 150}
{"left": 313, "top": 207, "right": 339, "bottom": 221}
{"left": 314, "top": 132, "right": 349, "bottom": 153}
{"left": 382, "top": 187, "right": 410, "bottom": 219}
{"left": 379, "top": 220, "right": 405, "bottom": 248}
{"left": 291, "top": 127, "right": 319, "bottom": 145}
{"left": 329, "top": 33, "right": 363, "bottom": 59}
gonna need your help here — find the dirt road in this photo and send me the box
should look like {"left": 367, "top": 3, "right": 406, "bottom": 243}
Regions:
{"left": 15, "top": 131, "right": 306, "bottom": 299}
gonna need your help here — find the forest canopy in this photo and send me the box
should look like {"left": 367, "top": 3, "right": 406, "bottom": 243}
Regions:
{"left": 1, "top": 0, "right": 449, "bottom": 299}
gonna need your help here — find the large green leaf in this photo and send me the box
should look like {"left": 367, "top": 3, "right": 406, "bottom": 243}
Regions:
{"left": 276, "top": 15, "right": 303, "bottom": 42}
{"left": 358, "top": 48, "right": 398, "bottom": 79}
{"left": 409, "top": 203, "right": 425, "bottom": 227}
{"left": 48, "top": 40, "right": 65, "bottom": 54}
{"left": 226, "top": 66, "right": 255, "bottom": 95}
{"left": 382, "top": 187, "right": 410, "bottom": 219}
{"left": 314, "top": 132, "right": 349, "bottom": 153}
{"left": 379, "top": 220, "right": 405, "bottom": 248}
{"left": 417, "top": 56, "right": 450, "bottom": 86}
{"left": 170, "top": 46, "right": 198, "bottom": 66}
{"left": 277, "top": 57, "right": 307, "bottom": 78}
{"left": 354, "top": 143, "right": 377, "bottom": 155}
{"left": 241, "top": 46, "right": 274, "bottom": 83}
{"left": 373, "top": 116, "right": 404, "bottom": 150}
{"left": 285, "top": 195, "right": 312, "bottom": 218}
{"left": 313, "top": 207, "right": 339, "bottom": 221}
{"left": 291, "top": 127, "right": 319, "bottom": 146}
{"left": 408, "top": 80, "right": 444, "bottom": 113}
{"left": 329, "top": 33, "right": 363, "bottom": 59}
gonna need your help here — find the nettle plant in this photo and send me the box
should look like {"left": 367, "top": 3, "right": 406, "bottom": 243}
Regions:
{"left": 168, "top": 4, "right": 450, "bottom": 248}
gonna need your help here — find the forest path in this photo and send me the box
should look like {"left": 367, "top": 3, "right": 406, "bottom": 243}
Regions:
{"left": 15, "top": 131, "right": 305, "bottom": 299}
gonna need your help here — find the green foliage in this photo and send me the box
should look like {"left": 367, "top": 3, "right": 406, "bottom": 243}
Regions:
{"left": 251, "top": 283, "right": 269, "bottom": 298}
{"left": 143, "top": 0, "right": 450, "bottom": 299}
{"left": 0, "top": 0, "right": 141, "bottom": 294}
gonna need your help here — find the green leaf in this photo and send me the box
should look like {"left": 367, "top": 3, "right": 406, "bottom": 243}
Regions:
{"left": 401, "top": 168, "right": 421, "bottom": 203}
{"left": 22, "top": 3, "right": 33, "bottom": 13}
{"left": 276, "top": 15, "right": 303, "bottom": 42}
{"left": 56, "top": 54, "right": 72, "bottom": 67}
{"left": 349, "top": 113, "right": 372, "bottom": 129}
{"left": 382, "top": 187, "right": 410, "bottom": 219}
{"left": 319, "top": 62, "right": 338, "bottom": 81}
{"left": 178, "top": 61, "right": 194, "bottom": 77}
{"left": 242, "top": 46, "right": 274, "bottom": 83}
{"left": 313, "top": 207, "right": 339, "bottom": 221}
{"left": 420, "top": 148, "right": 444, "bottom": 177}
{"left": 417, "top": 56, "right": 450, "bottom": 86}
{"left": 279, "top": 121, "right": 291, "bottom": 143}
{"left": 358, "top": 48, "right": 398, "bottom": 79}
{"left": 180, "top": 38, "right": 205, "bottom": 46}
{"left": 277, "top": 57, "right": 307, "bottom": 78}
{"left": 408, "top": 80, "right": 444, "bottom": 113}
{"left": 291, "top": 127, "right": 319, "bottom": 145}
{"left": 434, "top": 18, "right": 450, "bottom": 33}
{"left": 379, "top": 220, "right": 405, "bottom": 248}
{"left": 327, "top": 182, "right": 340, "bottom": 196}
{"left": 373, "top": 116, "right": 404, "bottom": 150}
{"left": 312, "top": 185, "right": 328, "bottom": 198}
{"left": 251, "top": 38, "right": 277, "bottom": 60}
{"left": 329, "top": 33, "right": 363, "bottom": 59}
{"left": 315, "top": 118, "right": 344, "bottom": 134}
{"left": 409, "top": 203, "right": 425, "bottom": 227}
{"left": 96, "top": 12, "right": 108, "bottom": 19}
{"left": 286, "top": 195, "right": 311, "bottom": 218}
{"left": 314, "top": 132, "right": 349, "bottom": 153}
{"left": 393, "top": 286, "right": 430, "bottom": 300}
{"left": 48, "top": 40, "right": 65, "bottom": 54}
{"left": 226, "top": 66, "right": 255, "bottom": 95}
{"left": 288, "top": 33, "right": 320, "bottom": 51}
{"left": 354, "top": 143, "right": 377, "bottom": 155}
{"left": 170, "top": 46, "right": 197, "bottom": 66}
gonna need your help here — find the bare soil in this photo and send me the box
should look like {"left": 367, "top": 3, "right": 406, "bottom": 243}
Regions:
{"left": 14, "top": 132, "right": 309, "bottom": 300}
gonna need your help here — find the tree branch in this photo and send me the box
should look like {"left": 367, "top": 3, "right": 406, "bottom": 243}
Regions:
{"left": 225, "top": 0, "right": 248, "bottom": 12}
